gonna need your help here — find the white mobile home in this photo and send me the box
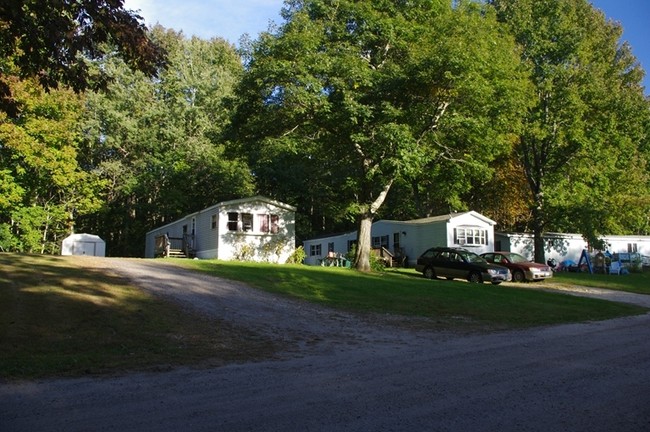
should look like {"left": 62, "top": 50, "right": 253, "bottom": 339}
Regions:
{"left": 145, "top": 196, "right": 296, "bottom": 263}
{"left": 303, "top": 211, "right": 497, "bottom": 266}
{"left": 496, "top": 232, "right": 650, "bottom": 264}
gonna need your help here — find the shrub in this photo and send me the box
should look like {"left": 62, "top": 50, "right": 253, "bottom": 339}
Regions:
{"left": 286, "top": 245, "right": 306, "bottom": 264}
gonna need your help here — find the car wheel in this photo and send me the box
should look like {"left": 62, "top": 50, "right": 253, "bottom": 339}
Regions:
{"left": 468, "top": 272, "right": 482, "bottom": 283}
{"left": 423, "top": 267, "right": 436, "bottom": 279}
{"left": 513, "top": 270, "right": 525, "bottom": 283}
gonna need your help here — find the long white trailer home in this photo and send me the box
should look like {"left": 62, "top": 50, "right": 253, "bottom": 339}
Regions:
{"left": 303, "top": 211, "right": 498, "bottom": 266}
{"left": 145, "top": 196, "right": 296, "bottom": 263}
{"left": 495, "top": 232, "right": 650, "bottom": 266}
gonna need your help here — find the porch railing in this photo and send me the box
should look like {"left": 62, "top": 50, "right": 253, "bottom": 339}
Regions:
{"left": 154, "top": 234, "right": 195, "bottom": 258}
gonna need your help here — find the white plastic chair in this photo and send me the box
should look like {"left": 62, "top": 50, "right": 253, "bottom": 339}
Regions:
{"left": 609, "top": 261, "right": 621, "bottom": 275}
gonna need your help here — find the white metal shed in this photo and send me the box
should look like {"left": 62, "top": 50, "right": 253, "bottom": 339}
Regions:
{"left": 61, "top": 233, "right": 106, "bottom": 257}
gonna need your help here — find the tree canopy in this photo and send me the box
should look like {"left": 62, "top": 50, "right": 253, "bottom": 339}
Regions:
{"left": 0, "top": 0, "right": 166, "bottom": 116}
{"left": 233, "top": 0, "right": 531, "bottom": 270}
{"left": 0, "top": 77, "right": 104, "bottom": 253}
{"left": 77, "top": 27, "right": 253, "bottom": 256}
{"left": 490, "top": 0, "right": 650, "bottom": 262}
{"left": 1, "top": 0, "right": 648, "bottom": 263}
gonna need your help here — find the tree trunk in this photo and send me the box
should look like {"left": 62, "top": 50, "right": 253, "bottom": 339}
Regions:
{"left": 532, "top": 198, "right": 546, "bottom": 264}
{"left": 354, "top": 179, "right": 394, "bottom": 272}
{"left": 354, "top": 214, "right": 373, "bottom": 272}
{"left": 533, "top": 223, "right": 546, "bottom": 264}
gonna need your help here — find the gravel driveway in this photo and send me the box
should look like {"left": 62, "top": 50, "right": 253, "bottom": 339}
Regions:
{"left": 2, "top": 258, "right": 650, "bottom": 432}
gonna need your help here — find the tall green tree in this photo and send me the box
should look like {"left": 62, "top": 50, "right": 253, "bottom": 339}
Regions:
{"left": 490, "top": 0, "right": 650, "bottom": 262}
{"left": 79, "top": 28, "right": 253, "bottom": 256}
{"left": 0, "top": 0, "right": 165, "bottom": 117}
{"left": 233, "top": 0, "right": 530, "bottom": 271}
{"left": 0, "top": 77, "right": 104, "bottom": 253}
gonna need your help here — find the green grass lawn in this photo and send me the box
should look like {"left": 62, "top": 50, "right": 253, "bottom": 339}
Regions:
{"left": 1, "top": 253, "right": 647, "bottom": 380}
{"left": 0, "top": 254, "right": 279, "bottom": 380}
{"left": 176, "top": 259, "right": 648, "bottom": 327}
{"left": 550, "top": 270, "right": 650, "bottom": 294}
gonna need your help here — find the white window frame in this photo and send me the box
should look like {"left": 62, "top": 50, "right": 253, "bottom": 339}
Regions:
{"left": 455, "top": 227, "right": 487, "bottom": 246}
{"left": 258, "top": 214, "right": 280, "bottom": 234}
{"left": 227, "top": 212, "right": 239, "bottom": 231}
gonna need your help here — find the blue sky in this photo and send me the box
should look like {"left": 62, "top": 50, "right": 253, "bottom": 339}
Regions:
{"left": 124, "top": 0, "right": 649, "bottom": 93}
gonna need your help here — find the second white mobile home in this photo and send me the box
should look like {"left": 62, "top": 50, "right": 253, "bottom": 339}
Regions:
{"left": 303, "top": 211, "right": 498, "bottom": 266}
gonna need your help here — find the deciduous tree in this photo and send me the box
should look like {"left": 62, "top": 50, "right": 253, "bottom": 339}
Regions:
{"left": 79, "top": 28, "right": 253, "bottom": 256}
{"left": 0, "top": 0, "right": 165, "bottom": 116}
{"left": 233, "top": 0, "right": 530, "bottom": 270}
{"left": 0, "top": 78, "right": 104, "bottom": 253}
{"left": 490, "top": 0, "right": 650, "bottom": 261}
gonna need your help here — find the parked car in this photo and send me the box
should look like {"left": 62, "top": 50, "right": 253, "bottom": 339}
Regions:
{"left": 480, "top": 252, "right": 553, "bottom": 282}
{"left": 415, "top": 247, "right": 511, "bottom": 285}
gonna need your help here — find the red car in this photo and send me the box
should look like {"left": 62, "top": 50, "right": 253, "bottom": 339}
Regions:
{"left": 480, "top": 252, "right": 553, "bottom": 282}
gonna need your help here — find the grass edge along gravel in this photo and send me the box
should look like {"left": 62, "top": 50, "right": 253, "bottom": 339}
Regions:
{"left": 0, "top": 254, "right": 281, "bottom": 380}
{"left": 176, "top": 259, "right": 648, "bottom": 327}
{"left": 1, "top": 254, "right": 647, "bottom": 380}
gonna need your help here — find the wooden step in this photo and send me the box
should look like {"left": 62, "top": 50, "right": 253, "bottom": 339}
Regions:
{"left": 168, "top": 248, "right": 187, "bottom": 258}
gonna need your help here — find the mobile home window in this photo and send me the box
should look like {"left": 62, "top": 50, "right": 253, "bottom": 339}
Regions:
{"left": 258, "top": 214, "right": 269, "bottom": 233}
{"left": 227, "top": 212, "right": 238, "bottom": 231}
{"left": 242, "top": 213, "right": 253, "bottom": 231}
{"left": 258, "top": 214, "right": 280, "bottom": 234}
{"left": 211, "top": 214, "right": 217, "bottom": 230}
{"left": 310, "top": 244, "right": 322, "bottom": 256}
{"left": 271, "top": 215, "right": 279, "bottom": 234}
{"left": 372, "top": 235, "right": 389, "bottom": 248}
{"left": 455, "top": 227, "right": 487, "bottom": 246}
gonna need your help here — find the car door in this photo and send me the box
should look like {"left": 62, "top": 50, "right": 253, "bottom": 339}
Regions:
{"left": 447, "top": 251, "right": 467, "bottom": 279}
{"left": 483, "top": 253, "right": 495, "bottom": 263}
{"left": 432, "top": 251, "right": 452, "bottom": 278}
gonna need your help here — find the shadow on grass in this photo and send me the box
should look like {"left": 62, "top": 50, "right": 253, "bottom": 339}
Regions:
{"left": 0, "top": 254, "right": 281, "bottom": 380}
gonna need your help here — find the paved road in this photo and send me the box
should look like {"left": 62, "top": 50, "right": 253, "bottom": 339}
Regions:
{"left": 2, "top": 259, "right": 650, "bottom": 432}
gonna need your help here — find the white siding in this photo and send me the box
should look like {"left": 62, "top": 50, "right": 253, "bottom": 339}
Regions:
{"left": 303, "top": 232, "right": 355, "bottom": 266}
{"left": 496, "top": 232, "right": 650, "bottom": 264}
{"left": 145, "top": 196, "right": 296, "bottom": 262}
{"left": 303, "top": 211, "right": 497, "bottom": 267}
{"left": 446, "top": 212, "right": 494, "bottom": 256}
{"left": 602, "top": 235, "right": 650, "bottom": 256}
{"left": 217, "top": 199, "right": 296, "bottom": 262}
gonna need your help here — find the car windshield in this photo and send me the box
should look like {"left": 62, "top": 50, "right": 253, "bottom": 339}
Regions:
{"left": 506, "top": 253, "right": 529, "bottom": 263}
{"left": 460, "top": 251, "right": 486, "bottom": 264}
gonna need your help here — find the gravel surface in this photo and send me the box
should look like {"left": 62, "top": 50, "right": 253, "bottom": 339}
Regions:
{"left": 2, "top": 258, "right": 650, "bottom": 432}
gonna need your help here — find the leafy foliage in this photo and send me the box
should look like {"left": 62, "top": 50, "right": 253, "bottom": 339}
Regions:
{"left": 0, "top": 78, "right": 104, "bottom": 253}
{"left": 0, "top": 0, "right": 166, "bottom": 116}
{"left": 286, "top": 245, "right": 307, "bottom": 264}
{"left": 78, "top": 28, "right": 254, "bottom": 256}
{"left": 490, "top": 0, "right": 650, "bottom": 261}
{"left": 233, "top": 0, "right": 530, "bottom": 270}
